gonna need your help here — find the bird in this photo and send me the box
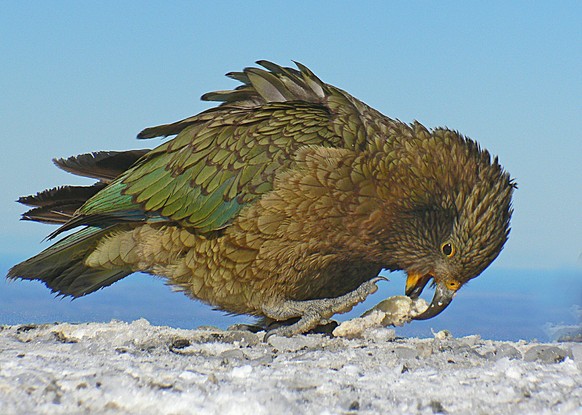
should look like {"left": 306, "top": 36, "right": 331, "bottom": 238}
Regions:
{"left": 8, "top": 61, "right": 515, "bottom": 337}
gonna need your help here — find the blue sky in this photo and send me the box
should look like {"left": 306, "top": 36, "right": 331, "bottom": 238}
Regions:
{"left": 1, "top": 1, "right": 581, "bottom": 271}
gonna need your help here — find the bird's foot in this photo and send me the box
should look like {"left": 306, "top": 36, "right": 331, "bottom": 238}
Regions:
{"left": 262, "top": 277, "right": 385, "bottom": 339}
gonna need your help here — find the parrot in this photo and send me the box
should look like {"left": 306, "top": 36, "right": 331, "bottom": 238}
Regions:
{"left": 8, "top": 61, "right": 515, "bottom": 337}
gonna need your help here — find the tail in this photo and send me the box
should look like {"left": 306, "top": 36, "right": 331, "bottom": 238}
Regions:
{"left": 17, "top": 149, "right": 149, "bottom": 224}
{"left": 8, "top": 149, "right": 147, "bottom": 296}
{"left": 8, "top": 226, "right": 132, "bottom": 297}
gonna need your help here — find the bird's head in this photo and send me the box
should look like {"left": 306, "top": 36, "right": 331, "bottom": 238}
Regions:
{"left": 380, "top": 126, "right": 515, "bottom": 320}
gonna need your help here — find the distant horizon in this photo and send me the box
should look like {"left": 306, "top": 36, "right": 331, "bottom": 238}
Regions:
{"left": 2, "top": 257, "right": 579, "bottom": 342}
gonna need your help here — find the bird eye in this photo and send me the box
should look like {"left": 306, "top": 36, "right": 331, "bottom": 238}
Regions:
{"left": 441, "top": 242, "right": 455, "bottom": 257}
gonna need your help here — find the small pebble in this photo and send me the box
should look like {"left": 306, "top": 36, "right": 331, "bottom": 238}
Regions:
{"left": 429, "top": 400, "right": 447, "bottom": 414}
{"left": 363, "top": 328, "right": 396, "bottom": 342}
{"left": 481, "top": 343, "right": 522, "bottom": 360}
{"left": 392, "top": 346, "right": 419, "bottom": 360}
{"left": 433, "top": 330, "right": 453, "bottom": 341}
{"left": 494, "top": 344, "right": 523, "bottom": 360}
{"left": 460, "top": 335, "right": 481, "bottom": 347}
{"left": 524, "top": 345, "right": 572, "bottom": 363}
{"left": 197, "top": 325, "right": 222, "bottom": 331}
{"left": 415, "top": 343, "right": 434, "bottom": 358}
{"left": 248, "top": 354, "right": 274, "bottom": 366}
{"left": 220, "top": 349, "right": 246, "bottom": 361}
{"left": 190, "top": 330, "right": 260, "bottom": 346}
{"left": 222, "top": 331, "right": 261, "bottom": 346}
{"left": 267, "top": 334, "right": 323, "bottom": 352}
{"left": 169, "top": 338, "right": 191, "bottom": 350}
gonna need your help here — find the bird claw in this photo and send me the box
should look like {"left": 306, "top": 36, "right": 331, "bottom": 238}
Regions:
{"left": 262, "top": 277, "right": 385, "bottom": 339}
{"left": 264, "top": 312, "right": 322, "bottom": 340}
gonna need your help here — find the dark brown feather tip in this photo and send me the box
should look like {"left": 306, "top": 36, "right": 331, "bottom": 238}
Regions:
{"left": 54, "top": 150, "right": 149, "bottom": 181}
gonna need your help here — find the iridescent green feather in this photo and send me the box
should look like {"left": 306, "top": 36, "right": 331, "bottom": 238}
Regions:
{"left": 57, "top": 61, "right": 380, "bottom": 236}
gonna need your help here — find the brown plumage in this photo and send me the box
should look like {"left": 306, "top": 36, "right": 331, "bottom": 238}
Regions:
{"left": 8, "top": 61, "right": 515, "bottom": 336}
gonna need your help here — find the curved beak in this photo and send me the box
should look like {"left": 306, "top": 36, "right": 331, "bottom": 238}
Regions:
{"left": 405, "top": 272, "right": 457, "bottom": 320}
{"left": 413, "top": 282, "right": 456, "bottom": 320}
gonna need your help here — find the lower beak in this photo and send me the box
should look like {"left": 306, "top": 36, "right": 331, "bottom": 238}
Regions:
{"left": 405, "top": 272, "right": 456, "bottom": 320}
{"left": 413, "top": 283, "right": 456, "bottom": 320}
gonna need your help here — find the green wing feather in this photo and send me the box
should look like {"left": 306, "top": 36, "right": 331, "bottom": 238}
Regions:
{"left": 77, "top": 104, "right": 338, "bottom": 233}
{"left": 56, "top": 61, "right": 377, "bottom": 236}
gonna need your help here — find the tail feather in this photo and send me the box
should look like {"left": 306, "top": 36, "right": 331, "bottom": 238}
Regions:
{"left": 7, "top": 227, "right": 132, "bottom": 297}
{"left": 16, "top": 148, "right": 151, "bottom": 225}
{"left": 10, "top": 148, "right": 149, "bottom": 296}
{"left": 19, "top": 184, "right": 107, "bottom": 224}
{"left": 53, "top": 149, "right": 150, "bottom": 182}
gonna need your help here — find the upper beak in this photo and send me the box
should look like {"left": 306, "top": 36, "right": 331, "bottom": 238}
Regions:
{"left": 405, "top": 272, "right": 457, "bottom": 320}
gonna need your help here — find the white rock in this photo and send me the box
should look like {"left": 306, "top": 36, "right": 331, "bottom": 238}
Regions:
{"left": 333, "top": 295, "right": 429, "bottom": 338}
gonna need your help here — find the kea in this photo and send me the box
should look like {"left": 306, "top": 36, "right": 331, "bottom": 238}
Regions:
{"left": 8, "top": 61, "right": 515, "bottom": 337}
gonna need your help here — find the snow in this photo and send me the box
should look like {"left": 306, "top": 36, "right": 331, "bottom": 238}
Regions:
{"left": 1, "top": 319, "right": 581, "bottom": 415}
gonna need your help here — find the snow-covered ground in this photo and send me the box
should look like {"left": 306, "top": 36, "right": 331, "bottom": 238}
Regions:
{"left": 1, "top": 319, "right": 581, "bottom": 415}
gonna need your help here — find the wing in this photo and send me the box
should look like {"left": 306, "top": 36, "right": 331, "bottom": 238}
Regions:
{"left": 52, "top": 61, "right": 379, "bottom": 236}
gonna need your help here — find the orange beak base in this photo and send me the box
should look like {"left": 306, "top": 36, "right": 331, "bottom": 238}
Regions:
{"left": 405, "top": 272, "right": 456, "bottom": 320}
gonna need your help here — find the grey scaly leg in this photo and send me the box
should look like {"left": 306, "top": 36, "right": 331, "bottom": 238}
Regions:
{"left": 262, "top": 277, "right": 386, "bottom": 339}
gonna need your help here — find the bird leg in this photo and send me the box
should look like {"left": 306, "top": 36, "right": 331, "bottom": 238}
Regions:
{"left": 262, "top": 277, "right": 386, "bottom": 339}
